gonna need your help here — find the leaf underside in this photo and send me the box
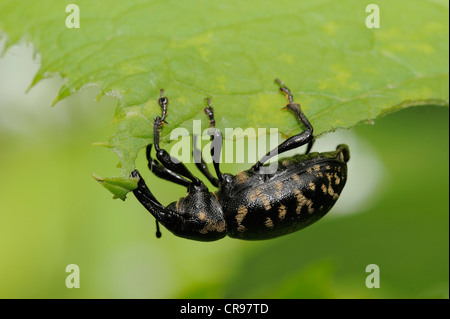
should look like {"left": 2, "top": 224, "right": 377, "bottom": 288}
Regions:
{"left": 0, "top": 0, "right": 448, "bottom": 198}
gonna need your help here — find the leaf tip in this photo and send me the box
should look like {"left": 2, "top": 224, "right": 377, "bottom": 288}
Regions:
{"left": 92, "top": 173, "right": 103, "bottom": 183}
{"left": 92, "top": 141, "right": 112, "bottom": 148}
{"left": 92, "top": 173, "right": 139, "bottom": 201}
{"left": 51, "top": 96, "right": 61, "bottom": 107}
{"left": 26, "top": 73, "right": 43, "bottom": 93}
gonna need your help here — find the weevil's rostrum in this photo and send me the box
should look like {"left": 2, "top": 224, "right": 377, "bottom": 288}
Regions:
{"left": 131, "top": 79, "right": 350, "bottom": 241}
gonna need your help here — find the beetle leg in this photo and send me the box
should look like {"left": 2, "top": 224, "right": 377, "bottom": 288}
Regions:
{"left": 158, "top": 89, "right": 169, "bottom": 123}
{"left": 204, "top": 98, "right": 224, "bottom": 182}
{"left": 251, "top": 79, "right": 315, "bottom": 171}
{"left": 193, "top": 135, "right": 220, "bottom": 187}
{"left": 151, "top": 90, "right": 202, "bottom": 186}
{"left": 251, "top": 128, "right": 313, "bottom": 171}
{"left": 153, "top": 117, "right": 202, "bottom": 185}
{"left": 305, "top": 139, "right": 315, "bottom": 154}
{"left": 276, "top": 78, "right": 315, "bottom": 154}
{"left": 146, "top": 144, "right": 191, "bottom": 188}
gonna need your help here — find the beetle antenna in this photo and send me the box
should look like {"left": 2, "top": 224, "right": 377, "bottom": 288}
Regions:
{"left": 155, "top": 220, "right": 162, "bottom": 238}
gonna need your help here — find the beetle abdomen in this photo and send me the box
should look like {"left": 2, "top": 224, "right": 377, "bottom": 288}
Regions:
{"left": 221, "top": 150, "right": 348, "bottom": 240}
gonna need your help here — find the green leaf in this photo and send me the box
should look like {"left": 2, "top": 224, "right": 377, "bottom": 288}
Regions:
{"left": 1, "top": 0, "right": 448, "bottom": 200}
{"left": 92, "top": 174, "right": 138, "bottom": 201}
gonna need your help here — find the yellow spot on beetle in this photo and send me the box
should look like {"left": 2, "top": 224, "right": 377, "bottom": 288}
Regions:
{"left": 294, "top": 189, "right": 313, "bottom": 214}
{"left": 326, "top": 173, "right": 333, "bottom": 182}
{"left": 248, "top": 186, "right": 262, "bottom": 203}
{"left": 313, "top": 165, "right": 321, "bottom": 171}
{"left": 261, "top": 195, "right": 272, "bottom": 211}
{"left": 321, "top": 184, "right": 328, "bottom": 194}
{"left": 275, "top": 181, "right": 283, "bottom": 198}
{"left": 328, "top": 184, "right": 339, "bottom": 200}
{"left": 275, "top": 181, "right": 283, "bottom": 191}
{"left": 278, "top": 205, "right": 287, "bottom": 220}
{"left": 236, "top": 171, "right": 249, "bottom": 184}
{"left": 248, "top": 192, "right": 257, "bottom": 203}
{"left": 197, "top": 212, "right": 207, "bottom": 221}
{"left": 249, "top": 187, "right": 271, "bottom": 210}
{"left": 199, "top": 220, "right": 226, "bottom": 234}
{"left": 292, "top": 174, "right": 302, "bottom": 184}
{"left": 308, "top": 182, "right": 316, "bottom": 191}
{"left": 334, "top": 173, "right": 341, "bottom": 185}
{"left": 265, "top": 217, "right": 274, "bottom": 228}
{"left": 235, "top": 206, "right": 248, "bottom": 233}
{"left": 236, "top": 206, "right": 248, "bottom": 225}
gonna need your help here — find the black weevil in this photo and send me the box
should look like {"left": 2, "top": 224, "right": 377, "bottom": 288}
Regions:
{"left": 131, "top": 79, "right": 350, "bottom": 241}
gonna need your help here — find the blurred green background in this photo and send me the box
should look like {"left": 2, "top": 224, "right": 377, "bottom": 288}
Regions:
{"left": 0, "top": 42, "right": 448, "bottom": 299}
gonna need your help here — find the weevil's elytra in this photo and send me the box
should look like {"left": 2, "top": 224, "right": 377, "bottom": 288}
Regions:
{"left": 131, "top": 79, "right": 350, "bottom": 241}
{"left": 216, "top": 149, "right": 348, "bottom": 239}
